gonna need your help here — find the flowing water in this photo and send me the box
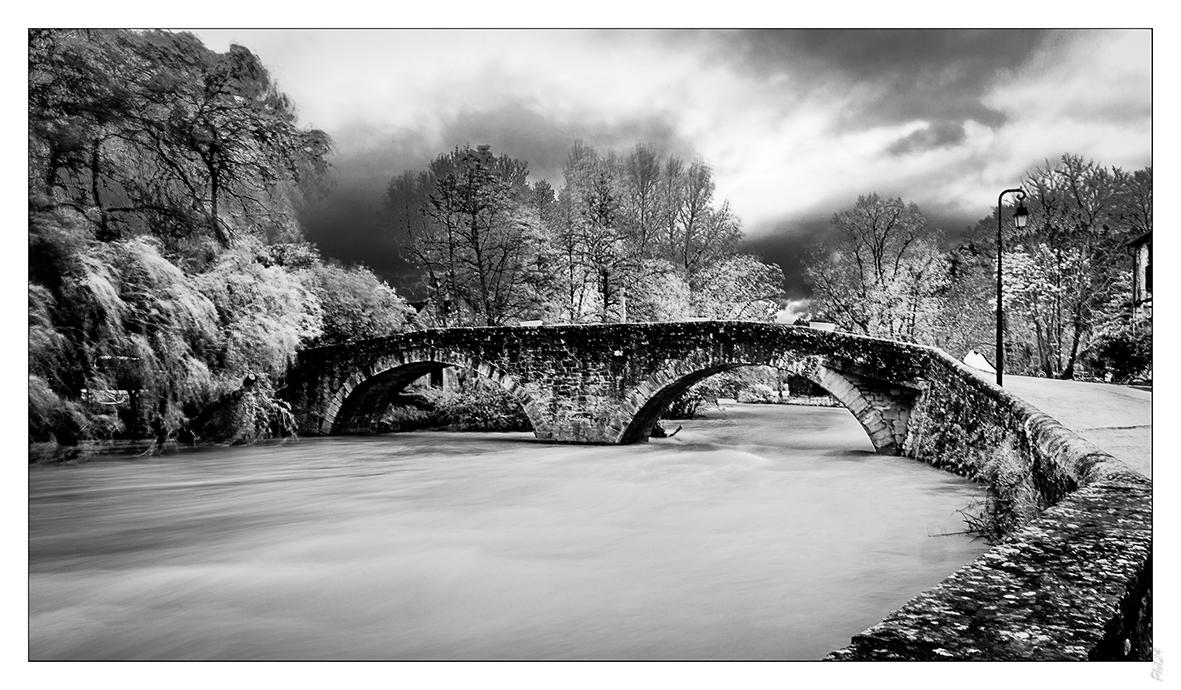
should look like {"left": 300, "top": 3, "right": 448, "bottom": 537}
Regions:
{"left": 29, "top": 403, "right": 989, "bottom": 660}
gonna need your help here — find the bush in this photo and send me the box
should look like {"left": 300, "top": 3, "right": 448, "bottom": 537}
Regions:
{"left": 663, "top": 387, "right": 714, "bottom": 419}
{"left": 661, "top": 367, "right": 787, "bottom": 420}
{"left": 185, "top": 375, "right": 297, "bottom": 445}
{"left": 379, "top": 379, "right": 532, "bottom": 432}
{"left": 1085, "top": 318, "right": 1152, "bottom": 383}
{"left": 738, "top": 383, "right": 778, "bottom": 403}
{"left": 957, "top": 441, "right": 1045, "bottom": 543}
{"left": 28, "top": 375, "right": 114, "bottom": 446}
{"left": 383, "top": 407, "right": 435, "bottom": 432}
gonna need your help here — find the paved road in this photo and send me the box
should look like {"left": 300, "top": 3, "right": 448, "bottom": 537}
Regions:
{"left": 992, "top": 374, "right": 1152, "bottom": 479}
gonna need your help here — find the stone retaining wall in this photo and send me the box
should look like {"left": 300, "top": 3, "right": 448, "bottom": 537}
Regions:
{"left": 827, "top": 349, "right": 1152, "bottom": 660}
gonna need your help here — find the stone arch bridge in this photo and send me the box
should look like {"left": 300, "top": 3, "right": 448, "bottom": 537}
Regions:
{"left": 281, "top": 320, "right": 1153, "bottom": 660}
{"left": 281, "top": 321, "right": 935, "bottom": 453}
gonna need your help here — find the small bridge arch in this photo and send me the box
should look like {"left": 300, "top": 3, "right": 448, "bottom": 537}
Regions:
{"left": 313, "top": 348, "right": 550, "bottom": 437}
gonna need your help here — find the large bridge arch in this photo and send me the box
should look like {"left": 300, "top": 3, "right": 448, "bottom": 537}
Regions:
{"left": 614, "top": 353, "right": 911, "bottom": 453}
{"left": 320, "top": 349, "right": 550, "bottom": 437}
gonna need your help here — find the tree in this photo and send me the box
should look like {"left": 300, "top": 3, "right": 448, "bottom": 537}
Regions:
{"left": 692, "top": 255, "right": 786, "bottom": 321}
{"left": 626, "top": 260, "right": 693, "bottom": 322}
{"left": 550, "top": 142, "right": 760, "bottom": 323}
{"left": 1113, "top": 166, "right": 1152, "bottom": 238}
{"left": 195, "top": 240, "right": 323, "bottom": 380}
{"left": 28, "top": 208, "right": 221, "bottom": 438}
{"left": 805, "top": 193, "right": 946, "bottom": 342}
{"left": 263, "top": 243, "right": 414, "bottom": 346}
{"left": 1083, "top": 274, "right": 1151, "bottom": 382}
{"left": 621, "top": 144, "right": 662, "bottom": 256}
{"left": 384, "top": 145, "right": 550, "bottom": 326}
{"left": 560, "top": 142, "right": 638, "bottom": 322}
{"left": 942, "top": 154, "right": 1151, "bottom": 378}
{"left": 29, "top": 30, "right": 332, "bottom": 253}
{"left": 1012, "top": 155, "right": 1138, "bottom": 378}
{"left": 28, "top": 30, "right": 419, "bottom": 449}
{"left": 386, "top": 139, "right": 784, "bottom": 327}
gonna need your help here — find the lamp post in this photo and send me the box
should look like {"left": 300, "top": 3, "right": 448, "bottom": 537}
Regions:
{"left": 996, "top": 188, "right": 1028, "bottom": 386}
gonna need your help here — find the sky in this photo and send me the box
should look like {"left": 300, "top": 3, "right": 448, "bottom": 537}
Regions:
{"left": 193, "top": 28, "right": 1152, "bottom": 300}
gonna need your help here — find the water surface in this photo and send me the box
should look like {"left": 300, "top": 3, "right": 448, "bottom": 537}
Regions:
{"left": 29, "top": 403, "right": 988, "bottom": 659}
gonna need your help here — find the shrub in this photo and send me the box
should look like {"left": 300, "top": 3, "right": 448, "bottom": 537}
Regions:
{"left": 957, "top": 441, "right": 1045, "bottom": 543}
{"left": 185, "top": 375, "right": 297, "bottom": 445}
{"left": 379, "top": 378, "right": 532, "bottom": 432}
{"left": 1085, "top": 318, "right": 1152, "bottom": 383}
{"left": 738, "top": 383, "right": 778, "bottom": 403}
{"left": 663, "top": 387, "right": 714, "bottom": 419}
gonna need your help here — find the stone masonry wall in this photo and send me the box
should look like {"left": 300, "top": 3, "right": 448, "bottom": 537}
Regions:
{"left": 828, "top": 349, "right": 1152, "bottom": 660}
{"left": 283, "top": 323, "right": 933, "bottom": 444}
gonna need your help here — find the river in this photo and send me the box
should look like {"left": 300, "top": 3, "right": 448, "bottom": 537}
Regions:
{"left": 29, "top": 402, "right": 988, "bottom": 660}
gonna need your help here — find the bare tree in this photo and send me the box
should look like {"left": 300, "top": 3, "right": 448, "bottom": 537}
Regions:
{"left": 805, "top": 193, "right": 945, "bottom": 342}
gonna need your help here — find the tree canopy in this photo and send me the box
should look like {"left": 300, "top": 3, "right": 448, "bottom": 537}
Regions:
{"left": 29, "top": 29, "right": 411, "bottom": 447}
{"left": 383, "top": 141, "right": 784, "bottom": 327}
{"left": 804, "top": 154, "right": 1152, "bottom": 381}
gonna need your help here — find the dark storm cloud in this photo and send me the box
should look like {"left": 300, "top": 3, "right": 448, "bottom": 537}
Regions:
{"left": 741, "top": 202, "right": 984, "bottom": 300}
{"left": 708, "top": 29, "right": 1048, "bottom": 129}
{"left": 436, "top": 101, "right": 691, "bottom": 186}
{"left": 886, "top": 121, "right": 967, "bottom": 156}
{"left": 298, "top": 128, "right": 440, "bottom": 295}
{"left": 302, "top": 101, "right": 693, "bottom": 293}
{"left": 740, "top": 215, "right": 834, "bottom": 299}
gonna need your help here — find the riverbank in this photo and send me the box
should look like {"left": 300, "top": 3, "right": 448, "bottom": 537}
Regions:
{"left": 28, "top": 440, "right": 177, "bottom": 464}
{"left": 30, "top": 394, "right": 843, "bottom": 464}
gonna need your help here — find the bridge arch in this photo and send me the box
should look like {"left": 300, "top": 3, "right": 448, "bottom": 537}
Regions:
{"left": 615, "top": 354, "right": 908, "bottom": 453}
{"left": 284, "top": 322, "right": 931, "bottom": 448}
{"left": 322, "top": 348, "right": 550, "bottom": 437}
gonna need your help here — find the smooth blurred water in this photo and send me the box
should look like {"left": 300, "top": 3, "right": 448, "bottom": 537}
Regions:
{"left": 29, "top": 403, "right": 988, "bottom": 660}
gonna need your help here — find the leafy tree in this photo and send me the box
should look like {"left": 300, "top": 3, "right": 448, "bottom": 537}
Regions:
{"left": 29, "top": 29, "right": 331, "bottom": 252}
{"left": 560, "top": 142, "right": 637, "bottom": 322}
{"left": 194, "top": 240, "right": 323, "bottom": 380}
{"left": 966, "top": 155, "right": 1148, "bottom": 378}
{"left": 304, "top": 260, "right": 414, "bottom": 346}
{"left": 692, "top": 254, "right": 786, "bottom": 321}
{"left": 1113, "top": 166, "right": 1152, "bottom": 238}
{"left": 1085, "top": 310, "right": 1151, "bottom": 383}
{"left": 627, "top": 260, "right": 694, "bottom": 322}
{"left": 621, "top": 143, "right": 662, "bottom": 256}
{"left": 29, "top": 207, "right": 220, "bottom": 438}
{"left": 28, "top": 30, "right": 419, "bottom": 450}
{"left": 940, "top": 154, "right": 1151, "bottom": 379}
{"left": 549, "top": 141, "right": 773, "bottom": 323}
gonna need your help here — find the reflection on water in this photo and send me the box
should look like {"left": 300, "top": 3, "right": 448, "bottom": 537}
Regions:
{"left": 29, "top": 403, "right": 987, "bottom": 660}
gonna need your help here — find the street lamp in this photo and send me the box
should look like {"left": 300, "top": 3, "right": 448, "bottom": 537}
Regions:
{"left": 996, "top": 188, "right": 1028, "bottom": 386}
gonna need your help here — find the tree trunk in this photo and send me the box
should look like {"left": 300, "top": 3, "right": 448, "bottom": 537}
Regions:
{"left": 90, "top": 138, "right": 113, "bottom": 241}
{"left": 1060, "top": 310, "right": 1086, "bottom": 380}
